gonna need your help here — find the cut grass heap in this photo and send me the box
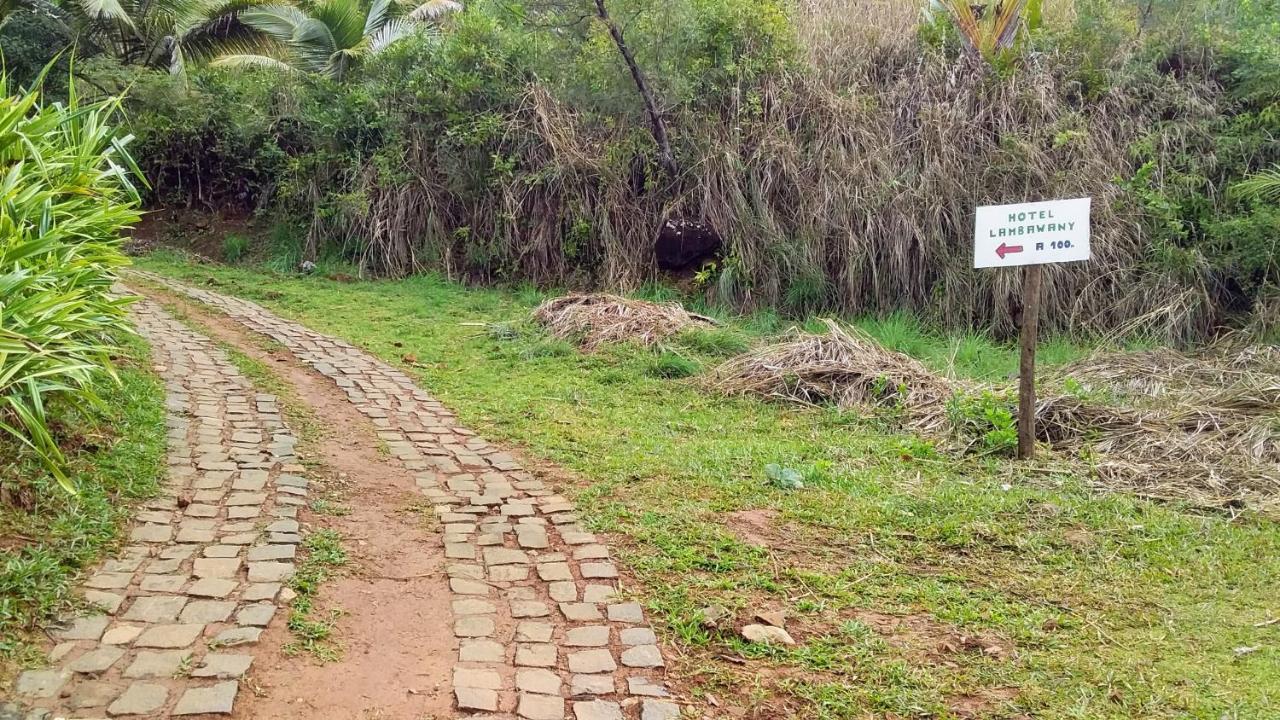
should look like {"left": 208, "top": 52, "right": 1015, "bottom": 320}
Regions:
{"left": 533, "top": 293, "right": 717, "bottom": 350}
{"left": 709, "top": 319, "right": 953, "bottom": 432}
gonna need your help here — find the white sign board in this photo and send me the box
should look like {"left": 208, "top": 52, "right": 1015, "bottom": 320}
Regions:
{"left": 974, "top": 197, "right": 1091, "bottom": 268}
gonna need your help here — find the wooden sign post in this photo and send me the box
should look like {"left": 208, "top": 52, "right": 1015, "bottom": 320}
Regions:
{"left": 974, "top": 197, "right": 1092, "bottom": 460}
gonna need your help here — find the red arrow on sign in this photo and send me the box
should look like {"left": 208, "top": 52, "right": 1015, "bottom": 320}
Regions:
{"left": 996, "top": 242, "right": 1024, "bottom": 259}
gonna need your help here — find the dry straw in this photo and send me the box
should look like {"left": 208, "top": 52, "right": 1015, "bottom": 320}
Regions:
{"left": 709, "top": 320, "right": 1280, "bottom": 513}
{"left": 533, "top": 293, "right": 716, "bottom": 350}
{"left": 707, "top": 319, "right": 954, "bottom": 432}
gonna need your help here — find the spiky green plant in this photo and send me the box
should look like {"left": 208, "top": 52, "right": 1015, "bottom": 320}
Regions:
{"left": 935, "top": 0, "right": 1040, "bottom": 61}
{"left": 0, "top": 69, "right": 143, "bottom": 491}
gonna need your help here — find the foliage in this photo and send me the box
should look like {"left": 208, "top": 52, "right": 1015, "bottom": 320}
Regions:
{"left": 647, "top": 349, "right": 700, "bottom": 379}
{"left": 0, "top": 71, "right": 142, "bottom": 491}
{"left": 0, "top": 335, "right": 165, "bottom": 663}
{"left": 38, "top": 0, "right": 1280, "bottom": 341}
{"left": 213, "top": 0, "right": 460, "bottom": 79}
{"left": 946, "top": 391, "right": 1019, "bottom": 456}
{"left": 763, "top": 462, "right": 803, "bottom": 490}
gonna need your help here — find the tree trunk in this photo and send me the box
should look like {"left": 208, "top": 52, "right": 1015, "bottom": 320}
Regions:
{"left": 592, "top": 0, "right": 677, "bottom": 179}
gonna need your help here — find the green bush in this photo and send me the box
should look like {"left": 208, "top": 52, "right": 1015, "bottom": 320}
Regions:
{"left": 222, "top": 233, "right": 251, "bottom": 262}
{"left": 0, "top": 70, "right": 142, "bottom": 490}
{"left": 648, "top": 350, "right": 702, "bottom": 379}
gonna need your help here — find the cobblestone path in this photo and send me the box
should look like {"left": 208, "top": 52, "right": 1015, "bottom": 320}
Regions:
{"left": 8, "top": 296, "right": 306, "bottom": 717}
{"left": 126, "top": 271, "right": 681, "bottom": 720}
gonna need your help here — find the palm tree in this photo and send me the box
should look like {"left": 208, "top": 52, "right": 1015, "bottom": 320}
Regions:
{"left": 12, "top": 0, "right": 274, "bottom": 74}
{"left": 212, "top": 0, "right": 459, "bottom": 80}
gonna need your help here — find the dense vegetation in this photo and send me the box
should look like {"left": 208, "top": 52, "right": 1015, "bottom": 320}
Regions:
{"left": 0, "top": 73, "right": 143, "bottom": 488}
{"left": 4, "top": 0, "right": 1278, "bottom": 341}
{"left": 0, "top": 73, "right": 164, "bottom": 665}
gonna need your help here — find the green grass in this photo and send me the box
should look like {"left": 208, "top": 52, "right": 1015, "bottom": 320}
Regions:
{"left": 136, "top": 252, "right": 1280, "bottom": 720}
{"left": 0, "top": 333, "right": 166, "bottom": 672}
{"left": 284, "top": 529, "right": 348, "bottom": 661}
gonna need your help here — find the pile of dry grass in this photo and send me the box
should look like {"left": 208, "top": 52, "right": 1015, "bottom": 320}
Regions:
{"left": 709, "top": 322, "right": 1280, "bottom": 513}
{"left": 532, "top": 293, "right": 716, "bottom": 350}
{"left": 707, "top": 320, "right": 954, "bottom": 431}
{"left": 1038, "top": 346, "right": 1280, "bottom": 512}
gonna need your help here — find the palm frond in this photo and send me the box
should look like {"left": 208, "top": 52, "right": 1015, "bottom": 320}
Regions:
{"left": 77, "top": 0, "right": 136, "bottom": 28}
{"left": 368, "top": 16, "right": 417, "bottom": 53}
{"left": 208, "top": 52, "right": 295, "bottom": 70}
{"left": 1236, "top": 166, "right": 1280, "bottom": 203}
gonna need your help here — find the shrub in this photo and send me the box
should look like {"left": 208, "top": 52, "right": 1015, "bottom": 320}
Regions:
{"left": 0, "top": 71, "right": 142, "bottom": 490}
{"left": 222, "top": 233, "right": 251, "bottom": 262}
{"left": 648, "top": 351, "right": 702, "bottom": 379}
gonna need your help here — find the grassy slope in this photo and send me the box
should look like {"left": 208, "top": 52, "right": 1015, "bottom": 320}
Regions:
{"left": 138, "top": 254, "right": 1279, "bottom": 720}
{"left": 0, "top": 333, "right": 167, "bottom": 671}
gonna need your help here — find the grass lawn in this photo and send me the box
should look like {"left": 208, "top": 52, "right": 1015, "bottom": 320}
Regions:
{"left": 137, "top": 253, "right": 1279, "bottom": 720}
{"left": 0, "top": 333, "right": 167, "bottom": 675}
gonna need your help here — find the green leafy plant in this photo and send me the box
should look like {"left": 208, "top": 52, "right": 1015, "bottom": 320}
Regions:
{"left": 764, "top": 463, "right": 804, "bottom": 490}
{"left": 0, "top": 68, "right": 143, "bottom": 491}
{"left": 946, "top": 391, "right": 1018, "bottom": 456}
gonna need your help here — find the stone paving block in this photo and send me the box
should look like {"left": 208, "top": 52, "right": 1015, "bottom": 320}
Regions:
{"left": 567, "top": 648, "right": 617, "bottom": 674}
{"left": 536, "top": 563, "right": 573, "bottom": 582}
{"left": 101, "top": 625, "right": 143, "bottom": 646}
{"left": 518, "top": 693, "right": 564, "bottom": 720}
{"left": 627, "top": 677, "right": 669, "bottom": 697}
{"left": 66, "top": 680, "right": 115, "bottom": 709}
{"left": 452, "top": 599, "right": 496, "bottom": 616}
{"left": 212, "top": 626, "right": 262, "bottom": 647}
{"left": 620, "top": 627, "right": 658, "bottom": 646}
{"left": 83, "top": 591, "right": 125, "bottom": 615}
{"left": 107, "top": 682, "right": 169, "bottom": 716}
{"left": 454, "top": 686, "right": 498, "bottom": 712}
{"left": 67, "top": 645, "right": 126, "bottom": 671}
{"left": 510, "top": 601, "right": 550, "bottom": 618}
{"left": 54, "top": 615, "right": 110, "bottom": 641}
{"left": 134, "top": 624, "right": 204, "bottom": 649}
{"left": 515, "top": 668, "right": 561, "bottom": 695}
{"left": 140, "top": 574, "right": 188, "bottom": 592}
{"left": 179, "top": 600, "right": 236, "bottom": 624}
{"left": 560, "top": 603, "right": 603, "bottom": 622}
{"left": 515, "top": 643, "right": 557, "bottom": 668}
{"left": 607, "top": 602, "right": 644, "bottom": 623}
{"left": 236, "top": 603, "right": 277, "bottom": 627}
{"left": 187, "top": 577, "right": 238, "bottom": 599}
{"left": 14, "top": 669, "right": 71, "bottom": 698}
{"left": 640, "top": 699, "right": 682, "bottom": 720}
{"left": 123, "top": 650, "right": 188, "bottom": 678}
{"left": 580, "top": 562, "right": 618, "bottom": 579}
{"left": 573, "top": 700, "right": 624, "bottom": 720}
{"left": 621, "top": 645, "right": 665, "bottom": 668}
{"left": 247, "top": 561, "right": 294, "bottom": 582}
{"left": 193, "top": 558, "right": 242, "bottom": 578}
{"left": 565, "top": 626, "right": 610, "bottom": 647}
{"left": 515, "top": 622, "right": 553, "bottom": 643}
{"left": 124, "top": 596, "right": 188, "bottom": 623}
{"left": 454, "top": 616, "right": 496, "bottom": 638}
{"left": 192, "top": 654, "right": 254, "bottom": 679}
{"left": 131, "top": 525, "right": 173, "bottom": 543}
{"left": 459, "top": 639, "right": 505, "bottom": 663}
{"left": 247, "top": 545, "right": 295, "bottom": 562}
{"left": 173, "top": 681, "right": 237, "bottom": 715}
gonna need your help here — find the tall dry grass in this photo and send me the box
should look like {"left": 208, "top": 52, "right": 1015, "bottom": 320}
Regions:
{"left": 309, "top": 0, "right": 1235, "bottom": 341}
